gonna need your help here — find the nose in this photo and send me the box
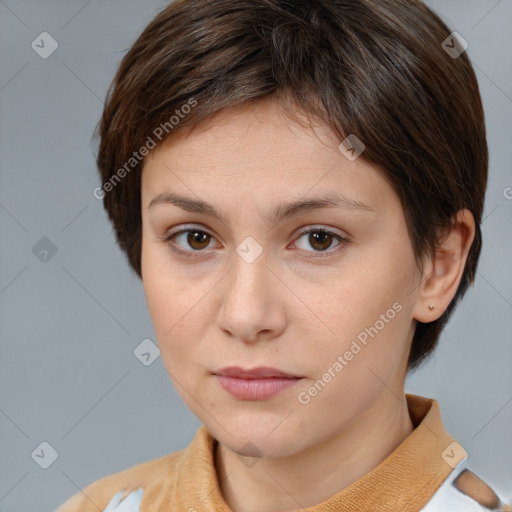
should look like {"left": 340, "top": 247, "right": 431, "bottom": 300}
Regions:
{"left": 217, "top": 250, "right": 286, "bottom": 344}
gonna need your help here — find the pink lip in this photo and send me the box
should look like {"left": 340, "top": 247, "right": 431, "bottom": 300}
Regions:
{"left": 215, "top": 366, "right": 300, "bottom": 379}
{"left": 214, "top": 367, "right": 302, "bottom": 400}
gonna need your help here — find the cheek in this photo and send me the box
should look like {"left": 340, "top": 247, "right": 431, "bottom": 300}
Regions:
{"left": 141, "top": 253, "right": 216, "bottom": 378}
{"left": 142, "top": 237, "right": 184, "bottom": 322}
{"left": 144, "top": 277, "right": 194, "bottom": 341}
{"left": 312, "top": 248, "right": 416, "bottom": 372}
{"left": 141, "top": 246, "right": 190, "bottom": 356}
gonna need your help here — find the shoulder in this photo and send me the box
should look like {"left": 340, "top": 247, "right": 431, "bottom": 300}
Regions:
{"left": 55, "top": 448, "right": 185, "bottom": 512}
{"left": 422, "top": 463, "right": 511, "bottom": 512}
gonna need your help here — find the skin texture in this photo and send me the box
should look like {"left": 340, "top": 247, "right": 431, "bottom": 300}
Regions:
{"left": 140, "top": 97, "right": 475, "bottom": 512}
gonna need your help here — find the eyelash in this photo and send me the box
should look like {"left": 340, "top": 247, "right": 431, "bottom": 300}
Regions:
{"left": 162, "top": 226, "right": 349, "bottom": 260}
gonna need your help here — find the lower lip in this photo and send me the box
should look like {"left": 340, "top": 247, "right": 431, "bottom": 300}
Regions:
{"left": 215, "top": 375, "right": 301, "bottom": 400}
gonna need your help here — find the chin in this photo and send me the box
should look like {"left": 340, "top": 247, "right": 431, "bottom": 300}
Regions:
{"left": 207, "top": 418, "right": 307, "bottom": 459}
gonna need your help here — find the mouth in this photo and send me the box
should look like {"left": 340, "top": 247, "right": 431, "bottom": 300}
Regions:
{"left": 213, "top": 366, "right": 303, "bottom": 400}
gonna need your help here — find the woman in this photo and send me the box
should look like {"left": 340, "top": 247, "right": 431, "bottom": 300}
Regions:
{"left": 57, "top": 0, "right": 509, "bottom": 510}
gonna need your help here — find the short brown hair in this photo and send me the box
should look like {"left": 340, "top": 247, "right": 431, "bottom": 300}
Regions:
{"left": 95, "top": 0, "right": 488, "bottom": 371}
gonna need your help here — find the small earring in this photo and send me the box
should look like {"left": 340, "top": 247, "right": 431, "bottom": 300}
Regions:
{"left": 428, "top": 304, "right": 435, "bottom": 310}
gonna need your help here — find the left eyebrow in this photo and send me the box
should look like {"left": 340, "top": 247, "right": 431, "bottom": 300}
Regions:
{"left": 147, "top": 191, "right": 376, "bottom": 225}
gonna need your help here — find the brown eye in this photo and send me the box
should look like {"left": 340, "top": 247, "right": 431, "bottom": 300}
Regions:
{"left": 294, "top": 228, "right": 343, "bottom": 253}
{"left": 164, "top": 225, "right": 348, "bottom": 261}
{"left": 293, "top": 227, "right": 349, "bottom": 260}
{"left": 186, "top": 230, "right": 211, "bottom": 251}
{"left": 164, "top": 228, "right": 216, "bottom": 256}
{"left": 308, "top": 231, "right": 334, "bottom": 251}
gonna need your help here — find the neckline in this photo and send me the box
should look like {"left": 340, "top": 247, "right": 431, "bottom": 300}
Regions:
{"left": 170, "top": 394, "right": 463, "bottom": 512}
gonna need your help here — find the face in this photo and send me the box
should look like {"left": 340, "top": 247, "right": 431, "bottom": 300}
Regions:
{"left": 140, "top": 98, "right": 422, "bottom": 458}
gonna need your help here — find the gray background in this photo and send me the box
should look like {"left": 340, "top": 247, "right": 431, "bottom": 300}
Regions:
{"left": 0, "top": 1, "right": 511, "bottom": 511}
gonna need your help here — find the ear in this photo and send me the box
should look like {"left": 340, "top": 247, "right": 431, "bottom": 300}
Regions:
{"left": 413, "top": 209, "right": 476, "bottom": 323}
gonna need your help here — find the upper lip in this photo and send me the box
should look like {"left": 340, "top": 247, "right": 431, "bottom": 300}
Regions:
{"left": 214, "top": 366, "right": 301, "bottom": 379}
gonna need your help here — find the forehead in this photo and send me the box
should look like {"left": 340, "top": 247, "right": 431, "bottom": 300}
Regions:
{"left": 140, "top": 99, "right": 395, "bottom": 214}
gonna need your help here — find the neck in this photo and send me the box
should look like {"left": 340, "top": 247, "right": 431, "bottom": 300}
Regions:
{"left": 214, "top": 391, "right": 414, "bottom": 512}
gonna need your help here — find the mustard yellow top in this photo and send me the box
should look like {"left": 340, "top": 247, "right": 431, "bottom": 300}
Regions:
{"left": 56, "top": 394, "right": 509, "bottom": 512}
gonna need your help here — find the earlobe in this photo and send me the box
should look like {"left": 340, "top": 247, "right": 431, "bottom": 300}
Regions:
{"left": 412, "top": 209, "right": 475, "bottom": 323}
